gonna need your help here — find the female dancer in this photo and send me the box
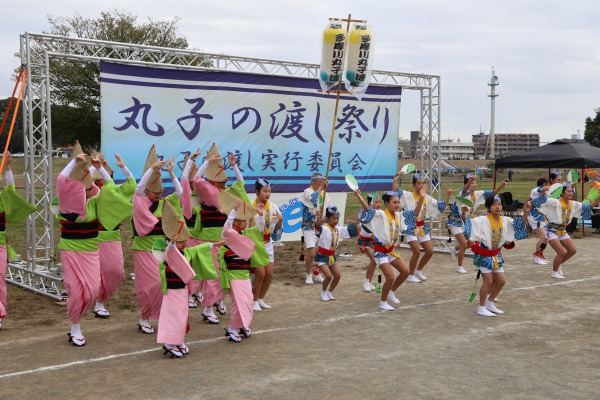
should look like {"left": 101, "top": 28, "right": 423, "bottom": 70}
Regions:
{"left": 0, "top": 152, "right": 36, "bottom": 330}
{"left": 357, "top": 188, "right": 425, "bottom": 310}
{"left": 89, "top": 154, "right": 136, "bottom": 318}
{"left": 357, "top": 194, "right": 380, "bottom": 292}
{"left": 252, "top": 178, "right": 283, "bottom": 311}
{"left": 220, "top": 199, "right": 260, "bottom": 343}
{"left": 531, "top": 183, "right": 600, "bottom": 278}
{"left": 192, "top": 145, "right": 247, "bottom": 324}
{"left": 132, "top": 146, "right": 183, "bottom": 334}
{"left": 393, "top": 172, "right": 451, "bottom": 282}
{"left": 179, "top": 150, "right": 204, "bottom": 308}
{"left": 157, "top": 201, "right": 219, "bottom": 357}
{"left": 448, "top": 174, "right": 506, "bottom": 274}
{"left": 57, "top": 144, "right": 129, "bottom": 345}
{"left": 313, "top": 205, "right": 359, "bottom": 301}
{"left": 470, "top": 195, "right": 531, "bottom": 316}
{"left": 529, "top": 178, "right": 550, "bottom": 265}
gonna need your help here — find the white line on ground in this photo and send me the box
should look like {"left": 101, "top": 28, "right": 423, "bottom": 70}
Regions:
{"left": 1, "top": 275, "right": 599, "bottom": 380}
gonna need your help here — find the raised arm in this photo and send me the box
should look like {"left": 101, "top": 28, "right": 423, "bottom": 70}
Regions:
{"left": 459, "top": 175, "right": 476, "bottom": 196}
{"left": 228, "top": 152, "right": 243, "bottom": 182}
{"left": 3, "top": 152, "right": 14, "bottom": 185}
{"left": 392, "top": 171, "right": 402, "bottom": 192}
{"left": 115, "top": 154, "right": 133, "bottom": 179}
{"left": 136, "top": 159, "right": 166, "bottom": 195}
{"left": 167, "top": 157, "right": 183, "bottom": 197}
{"left": 91, "top": 154, "right": 111, "bottom": 182}
{"left": 521, "top": 200, "right": 532, "bottom": 225}
{"left": 443, "top": 187, "right": 452, "bottom": 206}
{"left": 354, "top": 189, "right": 370, "bottom": 212}
{"left": 414, "top": 187, "right": 426, "bottom": 217}
{"left": 491, "top": 179, "right": 508, "bottom": 197}
{"left": 60, "top": 153, "right": 86, "bottom": 177}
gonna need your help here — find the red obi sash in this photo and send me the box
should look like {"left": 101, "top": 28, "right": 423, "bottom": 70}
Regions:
{"left": 359, "top": 234, "right": 373, "bottom": 242}
{"left": 317, "top": 247, "right": 336, "bottom": 256}
{"left": 263, "top": 233, "right": 271, "bottom": 243}
{"left": 471, "top": 242, "right": 501, "bottom": 257}
{"left": 416, "top": 220, "right": 425, "bottom": 227}
{"left": 373, "top": 243, "right": 394, "bottom": 254}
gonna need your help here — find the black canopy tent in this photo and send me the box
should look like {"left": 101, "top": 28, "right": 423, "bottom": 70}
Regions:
{"left": 494, "top": 139, "right": 600, "bottom": 169}
{"left": 494, "top": 140, "right": 600, "bottom": 235}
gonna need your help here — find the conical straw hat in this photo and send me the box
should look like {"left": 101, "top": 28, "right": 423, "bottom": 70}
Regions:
{"left": 69, "top": 141, "right": 92, "bottom": 189}
{"left": 204, "top": 143, "right": 227, "bottom": 182}
{"left": 162, "top": 200, "right": 191, "bottom": 241}
{"left": 218, "top": 190, "right": 257, "bottom": 221}
{"left": 143, "top": 145, "right": 163, "bottom": 193}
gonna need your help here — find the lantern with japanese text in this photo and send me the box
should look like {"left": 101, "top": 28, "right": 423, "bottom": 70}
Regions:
{"left": 319, "top": 20, "right": 347, "bottom": 93}
{"left": 344, "top": 23, "right": 374, "bottom": 99}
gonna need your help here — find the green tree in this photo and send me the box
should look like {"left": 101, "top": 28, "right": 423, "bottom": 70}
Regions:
{"left": 37, "top": 10, "right": 206, "bottom": 148}
{"left": 0, "top": 98, "right": 25, "bottom": 153}
{"left": 584, "top": 107, "right": 600, "bottom": 147}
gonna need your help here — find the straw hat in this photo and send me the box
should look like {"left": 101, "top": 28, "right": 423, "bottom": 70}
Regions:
{"left": 161, "top": 200, "right": 191, "bottom": 241}
{"left": 143, "top": 145, "right": 163, "bottom": 193}
{"left": 204, "top": 143, "right": 227, "bottom": 183}
{"left": 69, "top": 141, "right": 92, "bottom": 189}
{"left": 218, "top": 190, "right": 257, "bottom": 221}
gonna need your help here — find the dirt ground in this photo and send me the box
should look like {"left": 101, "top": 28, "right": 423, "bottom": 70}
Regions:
{"left": 1, "top": 235, "right": 600, "bottom": 399}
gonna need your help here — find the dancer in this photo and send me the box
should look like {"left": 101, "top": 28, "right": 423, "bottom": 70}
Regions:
{"left": 132, "top": 145, "right": 183, "bottom": 334}
{"left": 301, "top": 173, "right": 330, "bottom": 284}
{"left": 179, "top": 151, "right": 204, "bottom": 308}
{"left": 57, "top": 143, "right": 129, "bottom": 345}
{"left": 251, "top": 178, "right": 283, "bottom": 311}
{"left": 357, "top": 188, "right": 425, "bottom": 310}
{"left": 470, "top": 195, "right": 531, "bottom": 317}
{"left": 531, "top": 183, "right": 599, "bottom": 278}
{"left": 89, "top": 154, "right": 135, "bottom": 318}
{"left": 313, "top": 205, "right": 359, "bottom": 302}
{"left": 528, "top": 178, "right": 550, "bottom": 265}
{"left": 393, "top": 172, "right": 451, "bottom": 282}
{"left": 448, "top": 174, "right": 507, "bottom": 274}
{"left": 192, "top": 144, "right": 247, "bottom": 324}
{"left": 156, "top": 201, "right": 219, "bottom": 358}
{"left": 357, "top": 193, "right": 380, "bottom": 292}
{"left": 219, "top": 198, "right": 261, "bottom": 343}
{"left": 0, "top": 152, "right": 36, "bottom": 330}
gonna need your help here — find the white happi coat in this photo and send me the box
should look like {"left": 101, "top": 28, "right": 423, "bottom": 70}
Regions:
{"left": 362, "top": 209, "right": 406, "bottom": 247}
{"left": 536, "top": 198, "right": 585, "bottom": 225}
{"left": 399, "top": 191, "right": 442, "bottom": 221}
{"left": 469, "top": 216, "right": 518, "bottom": 248}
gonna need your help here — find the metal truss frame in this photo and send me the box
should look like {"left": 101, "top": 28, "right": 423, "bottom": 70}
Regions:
{"left": 11, "top": 32, "right": 441, "bottom": 299}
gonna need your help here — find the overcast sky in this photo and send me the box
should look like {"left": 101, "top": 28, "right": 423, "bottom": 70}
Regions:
{"left": 2, "top": 0, "right": 599, "bottom": 143}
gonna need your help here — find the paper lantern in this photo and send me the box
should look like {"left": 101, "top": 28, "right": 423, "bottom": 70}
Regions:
{"left": 344, "top": 23, "right": 373, "bottom": 99}
{"left": 319, "top": 20, "right": 347, "bottom": 93}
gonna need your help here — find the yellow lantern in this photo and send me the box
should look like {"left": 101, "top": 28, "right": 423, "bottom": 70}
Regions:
{"left": 319, "top": 20, "right": 347, "bottom": 92}
{"left": 345, "top": 23, "right": 373, "bottom": 98}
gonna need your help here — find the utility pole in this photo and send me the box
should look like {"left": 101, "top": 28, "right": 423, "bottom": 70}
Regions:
{"left": 487, "top": 67, "right": 499, "bottom": 159}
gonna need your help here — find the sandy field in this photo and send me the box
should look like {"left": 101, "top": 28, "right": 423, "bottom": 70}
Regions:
{"left": 1, "top": 235, "right": 599, "bottom": 399}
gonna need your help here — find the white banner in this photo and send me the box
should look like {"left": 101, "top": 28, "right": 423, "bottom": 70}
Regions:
{"left": 100, "top": 62, "right": 402, "bottom": 193}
